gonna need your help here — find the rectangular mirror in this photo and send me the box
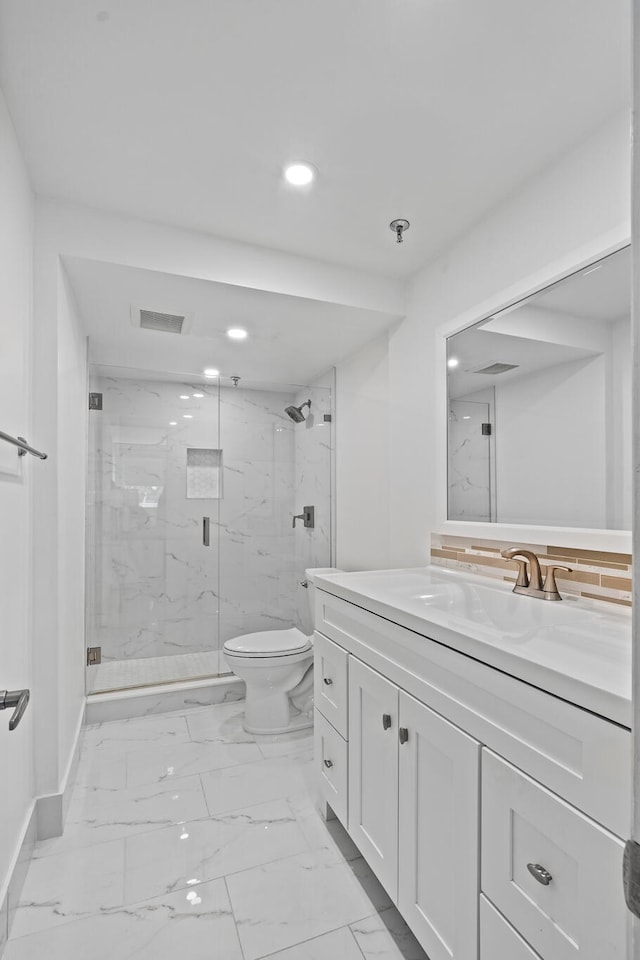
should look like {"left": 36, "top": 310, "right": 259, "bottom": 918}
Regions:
{"left": 446, "top": 245, "right": 630, "bottom": 529}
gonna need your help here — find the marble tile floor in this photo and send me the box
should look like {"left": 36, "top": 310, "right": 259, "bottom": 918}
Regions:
{"left": 5, "top": 702, "right": 428, "bottom": 960}
{"left": 86, "top": 651, "right": 224, "bottom": 693}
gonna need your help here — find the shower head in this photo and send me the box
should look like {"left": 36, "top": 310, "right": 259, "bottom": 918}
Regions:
{"left": 285, "top": 399, "right": 311, "bottom": 423}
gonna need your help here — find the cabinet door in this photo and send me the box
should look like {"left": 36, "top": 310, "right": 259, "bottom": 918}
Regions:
{"left": 398, "top": 690, "right": 480, "bottom": 960}
{"left": 348, "top": 657, "right": 399, "bottom": 899}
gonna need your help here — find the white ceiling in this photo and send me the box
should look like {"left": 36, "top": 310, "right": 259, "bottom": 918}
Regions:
{"left": 0, "top": 0, "right": 630, "bottom": 278}
{"left": 63, "top": 256, "right": 399, "bottom": 383}
{"left": 532, "top": 246, "right": 631, "bottom": 323}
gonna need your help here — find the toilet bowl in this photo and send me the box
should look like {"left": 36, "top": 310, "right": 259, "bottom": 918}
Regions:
{"left": 223, "top": 567, "right": 340, "bottom": 735}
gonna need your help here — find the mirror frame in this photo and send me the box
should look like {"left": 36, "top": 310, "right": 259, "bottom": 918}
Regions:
{"left": 435, "top": 229, "right": 632, "bottom": 553}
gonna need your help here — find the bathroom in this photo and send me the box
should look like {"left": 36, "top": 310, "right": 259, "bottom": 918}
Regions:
{"left": 0, "top": 1, "right": 637, "bottom": 958}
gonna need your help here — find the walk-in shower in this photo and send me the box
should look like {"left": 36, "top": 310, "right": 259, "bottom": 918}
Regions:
{"left": 85, "top": 366, "right": 333, "bottom": 694}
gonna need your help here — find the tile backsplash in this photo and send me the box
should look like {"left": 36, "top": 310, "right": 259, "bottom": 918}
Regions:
{"left": 431, "top": 533, "right": 632, "bottom": 607}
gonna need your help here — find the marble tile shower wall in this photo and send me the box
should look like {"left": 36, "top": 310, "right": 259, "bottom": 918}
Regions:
{"left": 218, "top": 385, "right": 297, "bottom": 646}
{"left": 87, "top": 376, "right": 323, "bottom": 668}
{"left": 293, "top": 385, "right": 333, "bottom": 633}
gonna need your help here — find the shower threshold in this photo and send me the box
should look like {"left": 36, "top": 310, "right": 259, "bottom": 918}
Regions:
{"left": 87, "top": 651, "right": 229, "bottom": 695}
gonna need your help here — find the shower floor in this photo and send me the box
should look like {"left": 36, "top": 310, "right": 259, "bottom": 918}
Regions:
{"left": 87, "top": 651, "right": 225, "bottom": 694}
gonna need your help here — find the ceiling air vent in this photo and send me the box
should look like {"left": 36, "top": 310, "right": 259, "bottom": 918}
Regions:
{"left": 139, "top": 310, "right": 185, "bottom": 334}
{"left": 474, "top": 362, "right": 519, "bottom": 375}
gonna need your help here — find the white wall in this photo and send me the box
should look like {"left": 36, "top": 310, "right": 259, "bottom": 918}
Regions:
{"left": 335, "top": 334, "right": 391, "bottom": 570}
{"left": 383, "top": 111, "right": 630, "bottom": 567}
{"left": 56, "top": 267, "right": 87, "bottom": 769}
{"left": 0, "top": 89, "right": 34, "bottom": 918}
{"left": 495, "top": 356, "right": 607, "bottom": 527}
{"left": 610, "top": 316, "right": 632, "bottom": 528}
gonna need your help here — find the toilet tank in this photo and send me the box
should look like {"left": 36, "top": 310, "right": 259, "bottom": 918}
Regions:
{"left": 302, "top": 567, "right": 342, "bottom": 636}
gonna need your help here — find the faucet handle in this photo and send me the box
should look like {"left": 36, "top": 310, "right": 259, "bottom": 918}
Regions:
{"left": 501, "top": 548, "right": 530, "bottom": 588}
{"left": 543, "top": 565, "right": 572, "bottom": 600}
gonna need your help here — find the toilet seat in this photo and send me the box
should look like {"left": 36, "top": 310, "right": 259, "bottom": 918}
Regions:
{"left": 223, "top": 627, "right": 312, "bottom": 658}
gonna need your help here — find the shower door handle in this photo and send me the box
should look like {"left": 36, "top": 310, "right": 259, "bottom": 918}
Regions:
{"left": 0, "top": 689, "right": 30, "bottom": 731}
{"left": 202, "top": 516, "right": 210, "bottom": 547}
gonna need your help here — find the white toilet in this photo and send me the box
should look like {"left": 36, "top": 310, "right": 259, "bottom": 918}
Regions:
{"left": 223, "top": 567, "right": 339, "bottom": 735}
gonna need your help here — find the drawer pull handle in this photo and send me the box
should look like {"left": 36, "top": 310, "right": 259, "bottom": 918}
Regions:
{"left": 399, "top": 727, "right": 409, "bottom": 744}
{"left": 323, "top": 677, "right": 333, "bottom": 686}
{"left": 324, "top": 759, "right": 333, "bottom": 768}
{"left": 382, "top": 713, "right": 392, "bottom": 730}
{"left": 527, "top": 863, "right": 552, "bottom": 886}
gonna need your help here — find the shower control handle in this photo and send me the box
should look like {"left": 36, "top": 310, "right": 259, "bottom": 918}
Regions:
{"left": 292, "top": 506, "right": 315, "bottom": 529}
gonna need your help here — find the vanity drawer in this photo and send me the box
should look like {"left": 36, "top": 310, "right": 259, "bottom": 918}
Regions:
{"left": 314, "top": 708, "right": 348, "bottom": 824}
{"left": 481, "top": 750, "right": 626, "bottom": 960}
{"left": 480, "top": 896, "right": 541, "bottom": 960}
{"left": 314, "top": 632, "right": 349, "bottom": 737}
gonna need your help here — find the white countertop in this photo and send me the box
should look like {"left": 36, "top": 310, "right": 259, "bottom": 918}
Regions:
{"left": 314, "top": 566, "right": 632, "bottom": 727}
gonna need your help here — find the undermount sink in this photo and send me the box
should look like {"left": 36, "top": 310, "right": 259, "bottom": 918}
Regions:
{"left": 411, "top": 577, "right": 595, "bottom": 637}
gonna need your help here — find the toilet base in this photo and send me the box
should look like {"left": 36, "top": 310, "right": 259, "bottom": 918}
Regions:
{"left": 243, "top": 688, "right": 314, "bottom": 736}
{"left": 244, "top": 711, "right": 313, "bottom": 736}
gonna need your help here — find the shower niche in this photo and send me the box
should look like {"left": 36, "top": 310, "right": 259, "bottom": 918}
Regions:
{"left": 186, "top": 448, "right": 222, "bottom": 499}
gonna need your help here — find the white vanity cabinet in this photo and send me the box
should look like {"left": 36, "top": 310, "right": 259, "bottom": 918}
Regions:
{"left": 313, "top": 580, "right": 630, "bottom": 960}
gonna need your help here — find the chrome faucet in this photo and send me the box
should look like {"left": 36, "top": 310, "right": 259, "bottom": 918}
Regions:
{"left": 501, "top": 547, "right": 572, "bottom": 601}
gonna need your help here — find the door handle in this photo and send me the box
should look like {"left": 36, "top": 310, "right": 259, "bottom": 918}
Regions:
{"left": 382, "top": 713, "right": 392, "bottom": 730}
{"left": 0, "top": 689, "right": 30, "bottom": 731}
{"left": 323, "top": 677, "right": 333, "bottom": 686}
{"left": 202, "top": 516, "right": 210, "bottom": 546}
{"left": 399, "top": 727, "right": 409, "bottom": 744}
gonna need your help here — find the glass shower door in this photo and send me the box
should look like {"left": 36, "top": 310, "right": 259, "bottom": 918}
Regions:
{"left": 447, "top": 398, "right": 493, "bottom": 522}
{"left": 217, "top": 379, "right": 333, "bottom": 650}
{"left": 86, "top": 367, "right": 221, "bottom": 692}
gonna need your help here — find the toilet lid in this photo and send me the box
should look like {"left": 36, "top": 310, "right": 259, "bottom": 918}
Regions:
{"left": 223, "top": 627, "right": 312, "bottom": 658}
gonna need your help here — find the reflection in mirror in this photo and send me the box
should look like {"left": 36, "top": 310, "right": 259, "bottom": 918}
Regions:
{"left": 447, "top": 246, "right": 630, "bottom": 529}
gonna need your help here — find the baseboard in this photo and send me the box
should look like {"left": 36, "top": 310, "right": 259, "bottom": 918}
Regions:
{"left": 0, "top": 800, "right": 37, "bottom": 953}
{"left": 85, "top": 675, "right": 245, "bottom": 724}
{"left": 36, "top": 701, "right": 85, "bottom": 841}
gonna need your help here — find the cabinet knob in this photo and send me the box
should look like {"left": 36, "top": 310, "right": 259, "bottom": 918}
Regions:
{"left": 382, "top": 713, "right": 392, "bottom": 730}
{"left": 399, "top": 727, "right": 409, "bottom": 744}
{"left": 527, "top": 863, "right": 552, "bottom": 886}
{"left": 324, "top": 759, "right": 333, "bottom": 768}
{"left": 323, "top": 677, "right": 333, "bottom": 686}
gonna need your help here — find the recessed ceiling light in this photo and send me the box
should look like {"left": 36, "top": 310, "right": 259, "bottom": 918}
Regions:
{"left": 169, "top": 421, "right": 177, "bottom": 426}
{"left": 192, "top": 392, "right": 204, "bottom": 398}
{"left": 227, "top": 328, "right": 248, "bottom": 340}
{"left": 203, "top": 368, "right": 219, "bottom": 378}
{"left": 179, "top": 394, "right": 190, "bottom": 400}
{"left": 284, "top": 162, "right": 316, "bottom": 186}
{"left": 183, "top": 414, "right": 193, "bottom": 419}
{"left": 447, "top": 358, "right": 459, "bottom": 369}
